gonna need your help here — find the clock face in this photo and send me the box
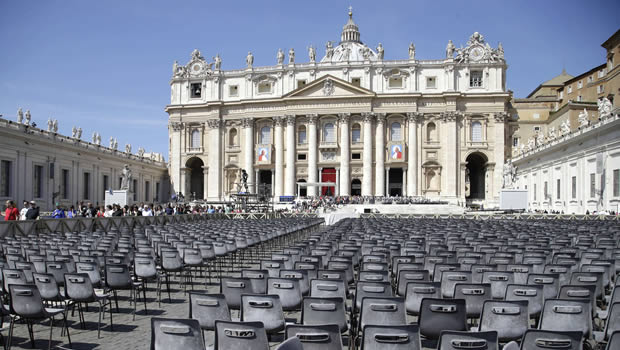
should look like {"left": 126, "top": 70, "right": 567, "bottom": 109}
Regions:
{"left": 192, "top": 64, "right": 202, "bottom": 72}
{"left": 470, "top": 46, "right": 484, "bottom": 61}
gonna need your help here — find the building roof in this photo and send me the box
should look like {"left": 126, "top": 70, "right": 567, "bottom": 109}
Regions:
{"left": 526, "top": 69, "right": 574, "bottom": 98}
{"left": 560, "top": 63, "right": 606, "bottom": 86}
{"left": 601, "top": 29, "right": 620, "bottom": 49}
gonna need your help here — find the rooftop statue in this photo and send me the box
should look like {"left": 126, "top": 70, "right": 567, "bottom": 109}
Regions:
{"left": 24, "top": 110, "right": 31, "bottom": 125}
{"left": 289, "top": 48, "right": 295, "bottom": 64}
{"left": 578, "top": 108, "right": 589, "bottom": 127}
{"left": 277, "top": 49, "right": 284, "bottom": 65}
{"left": 408, "top": 42, "right": 416, "bottom": 60}
{"left": 17, "top": 108, "right": 23, "bottom": 124}
{"left": 446, "top": 40, "right": 455, "bottom": 58}
{"left": 52, "top": 119, "right": 58, "bottom": 133}
{"left": 76, "top": 127, "right": 82, "bottom": 139}
{"left": 246, "top": 51, "right": 254, "bottom": 68}
{"left": 213, "top": 54, "right": 222, "bottom": 70}
{"left": 120, "top": 164, "right": 132, "bottom": 191}
{"left": 325, "top": 41, "right": 334, "bottom": 59}
{"left": 47, "top": 118, "right": 53, "bottom": 132}
{"left": 308, "top": 46, "right": 316, "bottom": 62}
{"left": 376, "top": 43, "right": 384, "bottom": 59}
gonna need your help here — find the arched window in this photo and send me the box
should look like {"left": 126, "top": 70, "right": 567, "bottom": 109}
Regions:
{"left": 390, "top": 122, "right": 402, "bottom": 141}
{"left": 426, "top": 122, "right": 436, "bottom": 142}
{"left": 298, "top": 125, "right": 307, "bottom": 144}
{"left": 260, "top": 126, "right": 271, "bottom": 144}
{"left": 471, "top": 121, "right": 482, "bottom": 142}
{"left": 191, "top": 129, "right": 201, "bottom": 148}
{"left": 351, "top": 123, "right": 361, "bottom": 143}
{"left": 323, "top": 122, "right": 336, "bottom": 143}
{"left": 229, "top": 128, "right": 238, "bottom": 147}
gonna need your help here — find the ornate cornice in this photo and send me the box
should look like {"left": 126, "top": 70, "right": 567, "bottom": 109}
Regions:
{"left": 241, "top": 117, "right": 254, "bottom": 128}
{"left": 285, "top": 114, "right": 296, "bottom": 126}
{"left": 169, "top": 122, "right": 184, "bottom": 131}
{"left": 306, "top": 114, "right": 318, "bottom": 124}
{"left": 206, "top": 119, "right": 222, "bottom": 129}
{"left": 440, "top": 111, "right": 462, "bottom": 122}
{"left": 337, "top": 113, "right": 351, "bottom": 124}
{"left": 273, "top": 116, "right": 285, "bottom": 127}
{"left": 361, "top": 112, "right": 374, "bottom": 123}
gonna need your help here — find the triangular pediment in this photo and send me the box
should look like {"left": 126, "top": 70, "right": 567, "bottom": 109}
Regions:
{"left": 283, "top": 74, "right": 375, "bottom": 99}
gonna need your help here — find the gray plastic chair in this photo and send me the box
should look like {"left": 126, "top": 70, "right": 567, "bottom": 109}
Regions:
{"left": 302, "top": 297, "right": 348, "bottom": 333}
{"left": 360, "top": 324, "right": 421, "bottom": 350}
{"left": 105, "top": 263, "right": 146, "bottom": 319}
{"left": 240, "top": 294, "right": 285, "bottom": 335}
{"left": 505, "top": 284, "right": 544, "bottom": 320}
{"left": 418, "top": 298, "right": 467, "bottom": 340}
{"left": 64, "top": 273, "right": 113, "bottom": 338}
{"left": 358, "top": 297, "right": 406, "bottom": 336}
{"left": 214, "top": 320, "right": 269, "bottom": 350}
{"left": 276, "top": 336, "right": 303, "bottom": 350}
{"left": 539, "top": 298, "right": 592, "bottom": 340}
{"left": 267, "top": 278, "right": 302, "bottom": 311}
{"left": 7, "top": 284, "right": 72, "bottom": 350}
{"left": 478, "top": 300, "right": 529, "bottom": 342}
{"left": 404, "top": 281, "right": 440, "bottom": 316}
{"left": 437, "top": 330, "right": 498, "bottom": 350}
{"left": 518, "top": 329, "right": 582, "bottom": 350}
{"left": 189, "top": 292, "right": 231, "bottom": 333}
{"left": 454, "top": 283, "right": 492, "bottom": 318}
{"left": 221, "top": 277, "right": 253, "bottom": 310}
{"left": 150, "top": 317, "right": 204, "bottom": 350}
{"left": 285, "top": 323, "right": 343, "bottom": 350}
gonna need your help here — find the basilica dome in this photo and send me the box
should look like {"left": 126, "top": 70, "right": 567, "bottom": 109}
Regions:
{"left": 321, "top": 9, "right": 379, "bottom": 63}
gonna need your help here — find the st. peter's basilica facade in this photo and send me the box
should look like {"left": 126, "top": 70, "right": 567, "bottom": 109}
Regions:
{"left": 165, "top": 10, "right": 510, "bottom": 207}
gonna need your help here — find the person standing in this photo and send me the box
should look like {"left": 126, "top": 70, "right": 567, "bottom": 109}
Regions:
{"left": 25, "top": 201, "right": 40, "bottom": 220}
{"left": 19, "top": 200, "right": 29, "bottom": 220}
{"left": 3, "top": 200, "right": 19, "bottom": 221}
{"left": 66, "top": 205, "right": 77, "bottom": 218}
{"left": 142, "top": 205, "right": 153, "bottom": 216}
{"left": 52, "top": 203, "right": 65, "bottom": 219}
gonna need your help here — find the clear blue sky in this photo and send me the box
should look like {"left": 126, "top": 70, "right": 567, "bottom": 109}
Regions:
{"left": 1, "top": 0, "right": 618, "bottom": 159}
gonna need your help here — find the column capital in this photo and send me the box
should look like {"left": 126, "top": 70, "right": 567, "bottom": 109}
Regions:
{"left": 440, "top": 111, "right": 463, "bottom": 122}
{"left": 375, "top": 113, "right": 386, "bottom": 124}
{"left": 406, "top": 112, "right": 424, "bottom": 123}
{"left": 337, "top": 113, "right": 350, "bottom": 124}
{"left": 206, "top": 119, "right": 222, "bottom": 129}
{"left": 241, "top": 117, "right": 254, "bottom": 128}
{"left": 306, "top": 114, "right": 319, "bottom": 124}
{"left": 285, "top": 114, "right": 296, "bottom": 126}
{"left": 273, "top": 116, "right": 286, "bottom": 127}
{"left": 361, "top": 112, "right": 374, "bottom": 123}
{"left": 493, "top": 112, "right": 510, "bottom": 123}
{"left": 169, "top": 121, "right": 184, "bottom": 131}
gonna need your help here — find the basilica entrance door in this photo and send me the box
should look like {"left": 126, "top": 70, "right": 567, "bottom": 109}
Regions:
{"left": 186, "top": 157, "right": 204, "bottom": 200}
{"left": 466, "top": 152, "right": 487, "bottom": 200}
{"left": 388, "top": 168, "right": 403, "bottom": 196}
{"left": 321, "top": 168, "right": 336, "bottom": 196}
{"left": 258, "top": 170, "right": 272, "bottom": 200}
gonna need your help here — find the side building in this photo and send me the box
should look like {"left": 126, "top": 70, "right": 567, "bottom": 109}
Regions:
{"left": 166, "top": 10, "right": 511, "bottom": 208}
{"left": 509, "top": 29, "right": 620, "bottom": 213}
{"left": 0, "top": 116, "right": 170, "bottom": 212}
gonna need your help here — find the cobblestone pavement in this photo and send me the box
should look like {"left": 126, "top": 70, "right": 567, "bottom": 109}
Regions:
{"left": 3, "top": 263, "right": 307, "bottom": 350}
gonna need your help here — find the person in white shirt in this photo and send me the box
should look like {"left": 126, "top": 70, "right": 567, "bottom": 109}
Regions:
{"left": 19, "top": 201, "right": 29, "bottom": 220}
{"left": 142, "top": 205, "right": 153, "bottom": 216}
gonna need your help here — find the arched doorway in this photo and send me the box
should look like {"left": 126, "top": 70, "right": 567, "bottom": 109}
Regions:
{"left": 186, "top": 157, "right": 204, "bottom": 200}
{"left": 466, "top": 152, "right": 487, "bottom": 200}
{"left": 351, "top": 179, "right": 361, "bottom": 196}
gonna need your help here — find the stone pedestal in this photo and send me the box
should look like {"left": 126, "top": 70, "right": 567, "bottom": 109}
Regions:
{"left": 105, "top": 190, "right": 132, "bottom": 207}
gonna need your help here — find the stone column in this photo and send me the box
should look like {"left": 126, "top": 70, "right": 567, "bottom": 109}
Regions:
{"left": 285, "top": 115, "right": 296, "bottom": 196}
{"left": 274, "top": 116, "right": 285, "bottom": 198}
{"left": 403, "top": 168, "right": 407, "bottom": 196}
{"left": 206, "top": 119, "right": 222, "bottom": 200}
{"left": 492, "top": 112, "right": 508, "bottom": 204}
{"left": 271, "top": 171, "right": 275, "bottom": 196}
{"left": 169, "top": 122, "right": 184, "bottom": 196}
{"left": 385, "top": 167, "right": 390, "bottom": 195}
{"left": 202, "top": 166, "right": 209, "bottom": 200}
{"left": 255, "top": 169, "right": 260, "bottom": 195}
{"left": 307, "top": 114, "right": 318, "bottom": 197}
{"left": 183, "top": 167, "right": 191, "bottom": 198}
{"left": 338, "top": 113, "right": 350, "bottom": 196}
{"left": 406, "top": 112, "right": 421, "bottom": 196}
{"left": 336, "top": 167, "right": 340, "bottom": 196}
{"left": 318, "top": 167, "right": 323, "bottom": 195}
{"left": 441, "top": 111, "right": 460, "bottom": 200}
{"left": 242, "top": 118, "right": 255, "bottom": 193}
{"left": 361, "top": 112, "right": 374, "bottom": 196}
{"left": 375, "top": 113, "right": 386, "bottom": 196}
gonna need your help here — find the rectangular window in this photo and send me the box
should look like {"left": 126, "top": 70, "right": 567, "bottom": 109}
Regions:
{"left": 590, "top": 173, "right": 596, "bottom": 198}
{"left": 470, "top": 71, "right": 483, "bottom": 87}
{"left": 588, "top": 76, "right": 593, "bottom": 83}
{"left": 351, "top": 153, "right": 361, "bottom": 160}
{"left": 388, "top": 77, "right": 403, "bottom": 88}
{"left": 298, "top": 129, "right": 307, "bottom": 144}
{"left": 257, "top": 81, "right": 272, "bottom": 93}
{"left": 512, "top": 137, "right": 519, "bottom": 147}
{"left": 572, "top": 176, "right": 577, "bottom": 199}
{"left": 229, "top": 85, "right": 238, "bottom": 96}
{"left": 34, "top": 165, "right": 43, "bottom": 198}
{"left": 155, "top": 182, "right": 160, "bottom": 202}
{"left": 62, "top": 169, "right": 70, "bottom": 199}
{"left": 559, "top": 91, "right": 563, "bottom": 99}
{"left": 297, "top": 80, "right": 307, "bottom": 88}
{"left": 351, "top": 77, "right": 361, "bottom": 87}
{"left": 145, "top": 181, "right": 150, "bottom": 202}
{"left": 534, "top": 184, "right": 537, "bottom": 201}
{"left": 544, "top": 181, "right": 548, "bottom": 199}
{"left": 0, "top": 160, "right": 11, "bottom": 197}
{"left": 103, "top": 175, "right": 109, "bottom": 194}
{"left": 567, "top": 85, "right": 572, "bottom": 93}
{"left": 426, "top": 77, "right": 436, "bottom": 89}
{"left": 614, "top": 169, "right": 620, "bottom": 197}
{"left": 297, "top": 153, "right": 307, "bottom": 161}
{"left": 577, "top": 81, "right": 582, "bottom": 89}
{"left": 577, "top": 95, "right": 582, "bottom": 102}
{"left": 190, "top": 83, "right": 202, "bottom": 98}
{"left": 533, "top": 126, "right": 541, "bottom": 133}
{"left": 83, "top": 172, "right": 90, "bottom": 200}
{"left": 597, "top": 85, "right": 604, "bottom": 94}
{"left": 133, "top": 179, "right": 138, "bottom": 201}
{"left": 598, "top": 69, "right": 605, "bottom": 78}
{"left": 556, "top": 179, "right": 561, "bottom": 199}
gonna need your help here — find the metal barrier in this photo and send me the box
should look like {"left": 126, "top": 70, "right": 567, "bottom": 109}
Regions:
{"left": 359, "top": 213, "right": 619, "bottom": 220}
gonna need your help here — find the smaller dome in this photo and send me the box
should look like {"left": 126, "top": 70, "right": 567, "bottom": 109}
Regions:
{"left": 321, "top": 7, "right": 378, "bottom": 63}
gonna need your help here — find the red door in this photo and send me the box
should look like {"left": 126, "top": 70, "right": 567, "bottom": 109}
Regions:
{"left": 321, "top": 168, "right": 336, "bottom": 196}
